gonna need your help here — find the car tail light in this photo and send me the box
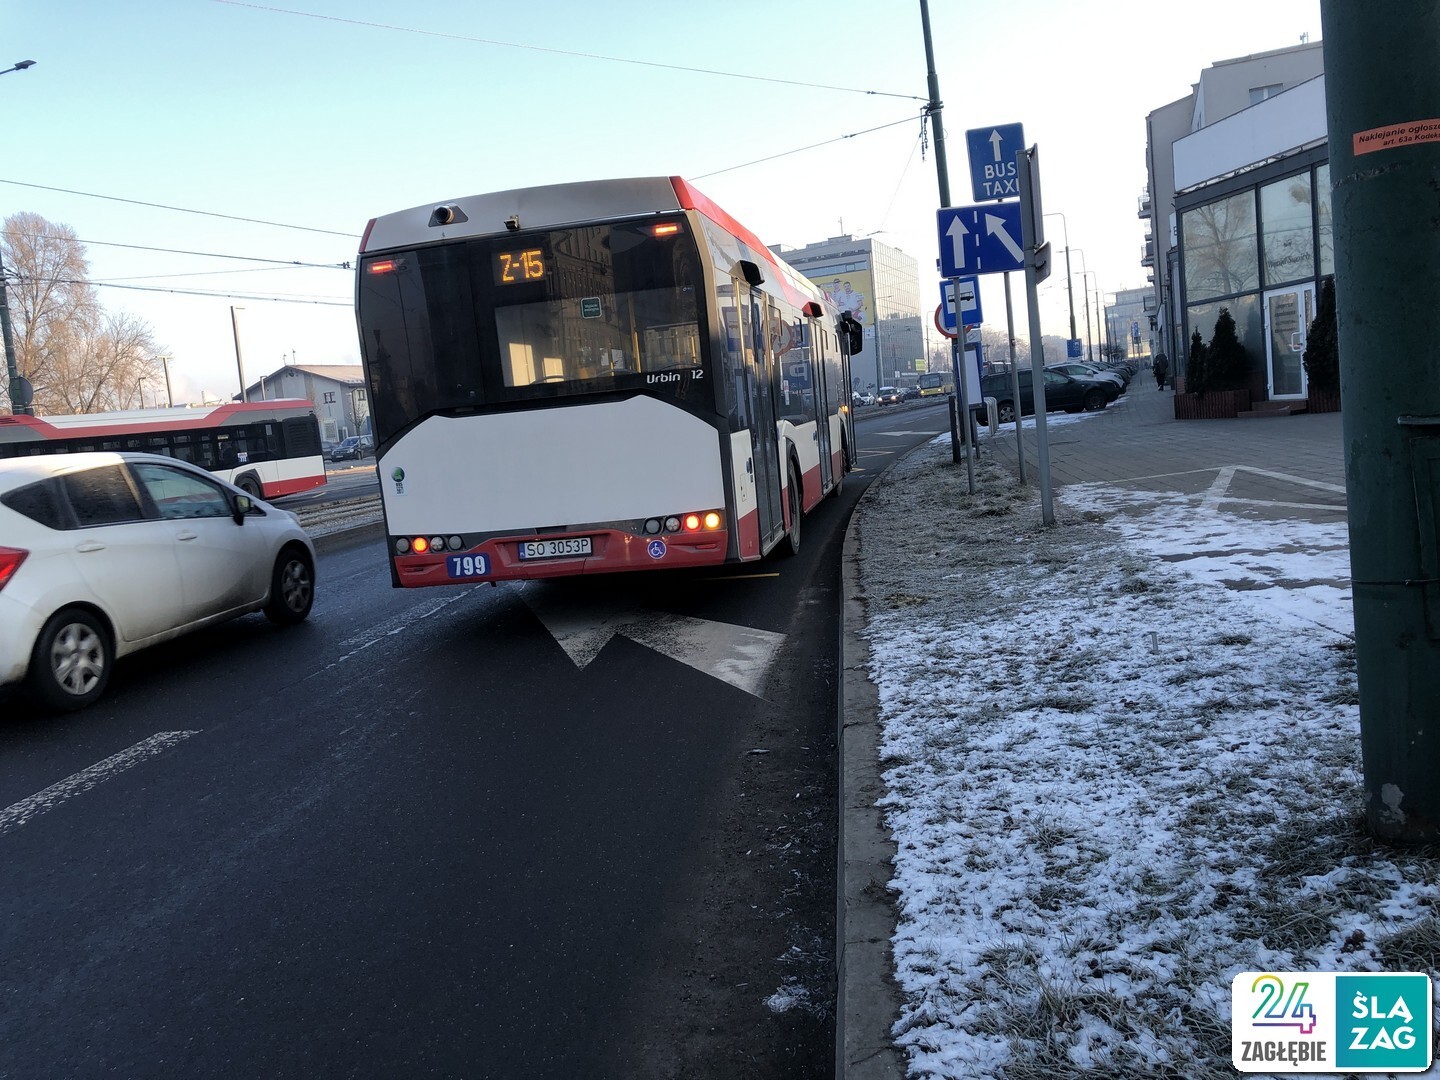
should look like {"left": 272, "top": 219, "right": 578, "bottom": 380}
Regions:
{"left": 0, "top": 546, "right": 28, "bottom": 592}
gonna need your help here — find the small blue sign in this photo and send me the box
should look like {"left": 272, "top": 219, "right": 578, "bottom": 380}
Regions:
{"left": 647, "top": 539, "right": 667, "bottom": 560}
{"left": 938, "top": 276, "right": 982, "bottom": 332}
{"left": 965, "top": 123, "right": 1025, "bottom": 202}
{"left": 937, "top": 203, "right": 1026, "bottom": 278}
{"left": 446, "top": 553, "right": 489, "bottom": 579}
{"left": 1067, "top": 338, "right": 1084, "bottom": 359}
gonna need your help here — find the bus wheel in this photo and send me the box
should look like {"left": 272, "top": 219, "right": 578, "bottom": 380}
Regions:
{"left": 829, "top": 442, "right": 846, "bottom": 499}
{"left": 237, "top": 476, "right": 262, "bottom": 499}
{"left": 27, "top": 607, "right": 112, "bottom": 712}
{"left": 783, "top": 465, "right": 802, "bottom": 556}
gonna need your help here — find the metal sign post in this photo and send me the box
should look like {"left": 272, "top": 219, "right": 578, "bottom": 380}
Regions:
{"left": 1016, "top": 145, "right": 1055, "bottom": 525}
{"left": 1003, "top": 271, "right": 1026, "bottom": 484}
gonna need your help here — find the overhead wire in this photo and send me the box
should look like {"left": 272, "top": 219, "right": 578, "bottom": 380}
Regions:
{"left": 213, "top": 0, "right": 926, "bottom": 102}
{"left": 693, "top": 114, "right": 922, "bottom": 180}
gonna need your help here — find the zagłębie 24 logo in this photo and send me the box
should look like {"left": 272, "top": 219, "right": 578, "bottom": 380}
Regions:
{"left": 1232, "top": 971, "right": 1432, "bottom": 1073}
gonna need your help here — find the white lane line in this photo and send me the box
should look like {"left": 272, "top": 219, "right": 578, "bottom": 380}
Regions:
{"left": 0, "top": 730, "right": 200, "bottom": 837}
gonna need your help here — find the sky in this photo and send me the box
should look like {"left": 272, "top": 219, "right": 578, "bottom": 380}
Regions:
{"left": 858, "top": 417, "right": 1440, "bottom": 1078}
{"left": 4, "top": 0, "right": 1322, "bottom": 406}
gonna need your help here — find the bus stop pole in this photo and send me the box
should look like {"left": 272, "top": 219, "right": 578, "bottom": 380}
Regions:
{"left": 950, "top": 275, "right": 975, "bottom": 494}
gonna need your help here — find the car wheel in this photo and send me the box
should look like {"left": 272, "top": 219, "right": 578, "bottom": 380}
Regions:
{"left": 27, "top": 607, "right": 112, "bottom": 712}
{"left": 1083, "top": 388, "right": 1107, "bottom": 411}
{"left": 264, "top": 545, "right": 315, "bottom": 625}
{"left": 782, "top": 464, "right": 802, "bottom": 556}
{"left": 997, "top": 401, "right": 1017, "bottom": 424}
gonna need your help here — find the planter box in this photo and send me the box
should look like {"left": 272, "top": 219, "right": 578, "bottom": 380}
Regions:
{"left": 1307, "top": 389, "right": 1342, "bottom": 413}
{"left": 1173, "top": 389, "right": 1252, "bottom": 420}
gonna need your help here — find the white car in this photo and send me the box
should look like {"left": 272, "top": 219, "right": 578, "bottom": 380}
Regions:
{"left": 0, "top": 452, "right": 316, "bottom": 712}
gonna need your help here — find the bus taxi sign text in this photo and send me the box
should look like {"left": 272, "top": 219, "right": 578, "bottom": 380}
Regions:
{"left": 964, "top": 123, "right": 1025, "bottom": 202}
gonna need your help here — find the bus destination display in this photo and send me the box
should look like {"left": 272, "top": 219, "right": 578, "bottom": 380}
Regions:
{"left": 496, "top": 249, "right": 545, "bottom": 285}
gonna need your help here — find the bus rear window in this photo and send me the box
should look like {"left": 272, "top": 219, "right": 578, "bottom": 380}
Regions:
{"left": 357, "top": 220, "right": 710, "bottom": 441}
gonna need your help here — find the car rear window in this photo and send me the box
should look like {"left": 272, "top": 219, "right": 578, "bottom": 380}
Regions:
{"left": 63, "top": 465, "right": 146, "bottom": 527}
{"left": 0, "top": 479, "right": 69, "bottom": 530}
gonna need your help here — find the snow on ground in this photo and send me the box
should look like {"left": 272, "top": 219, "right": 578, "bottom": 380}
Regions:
{"left": 857, "top": 431, "right": 1440, "bottom": 1079}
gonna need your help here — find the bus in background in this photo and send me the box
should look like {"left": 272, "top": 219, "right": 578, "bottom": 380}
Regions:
{"left": 0, "top": 400, "right": 327, "bottom": 500}
{"left": 917, "top": 371, "right": 954, "bottom": 397}
{"left": 354, "top": 176, "right": 860, "bottom": 587}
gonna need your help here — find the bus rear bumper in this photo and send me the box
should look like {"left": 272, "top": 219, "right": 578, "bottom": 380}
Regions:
{"left": 390, "top": 527, "right": 731, "bottom": 586}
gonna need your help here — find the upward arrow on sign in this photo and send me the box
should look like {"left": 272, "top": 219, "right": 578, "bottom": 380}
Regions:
{"left": 945, "top": 215, "right": 969, "bottom": 270}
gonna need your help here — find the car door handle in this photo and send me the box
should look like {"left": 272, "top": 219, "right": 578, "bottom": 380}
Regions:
{"left": 177, "top": 531, "right": 199, "bottom": 542}
{"left": 76, "top": 541, "right": 105, "bottom": 553}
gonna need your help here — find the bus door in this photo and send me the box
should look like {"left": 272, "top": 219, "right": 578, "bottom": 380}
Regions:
{"left": 807, "top": 315, "right": 835, "bottom": 492}
{"left": 743, "top": 286, "right": 784, "bottom": 548}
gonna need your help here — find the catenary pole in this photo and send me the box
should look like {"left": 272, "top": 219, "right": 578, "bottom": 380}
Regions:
{"left": 1321, "top": 0, "right": 1440, "bottom": 843}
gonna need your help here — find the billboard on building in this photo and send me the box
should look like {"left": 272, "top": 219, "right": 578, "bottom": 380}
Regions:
{"left": 814, "top": 270, "right": 876, "bottom": 327}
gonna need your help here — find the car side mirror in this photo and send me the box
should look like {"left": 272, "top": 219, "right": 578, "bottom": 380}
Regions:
{"left": 232, "top": 493, "right": 252, "bottom": 524}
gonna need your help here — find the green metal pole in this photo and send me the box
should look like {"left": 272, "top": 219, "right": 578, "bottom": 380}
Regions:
{"left": 919, "top": 0, "right": 951, "bottom": 208}
{"left": 1322, "top": 0, "right": 1440, "bottom": 842}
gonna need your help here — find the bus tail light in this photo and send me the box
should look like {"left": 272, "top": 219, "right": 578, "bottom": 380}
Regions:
{"left": 643, "top": 512, "right": 724, "bottom": 536}
{"left": 0, "top": 546, "right": 28, "bottom": 591}
{"left": 395, "top": 535, "right": 465, "bottom": 556}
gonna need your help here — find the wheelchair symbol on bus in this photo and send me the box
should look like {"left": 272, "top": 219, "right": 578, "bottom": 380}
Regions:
{"left": 647, "top": 539, "right": 667, "bottom": 559}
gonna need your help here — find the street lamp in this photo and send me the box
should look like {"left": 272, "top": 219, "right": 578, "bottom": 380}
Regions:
{"left": 1043, "top": 212, "right": 1077, "bottom": 352}
{"left": 0, "top": 60, "right": 36, "bottom": 76}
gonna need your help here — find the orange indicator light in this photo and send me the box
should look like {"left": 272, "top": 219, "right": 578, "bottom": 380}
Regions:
{"left": 703, "top": 512, "right": 722, "bottom": 530}
{"left": 412, "top": 536, "right": 430, "bottom": 554}
{"left": 652, "top": 223, "right": 680, "bottom": 237}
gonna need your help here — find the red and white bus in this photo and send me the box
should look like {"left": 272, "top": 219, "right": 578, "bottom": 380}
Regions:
{"left": 355, "top": 176, "right": 860, "bottom": 587}
{"left": 0, "top": 400, "right": 327, "bottom": 501}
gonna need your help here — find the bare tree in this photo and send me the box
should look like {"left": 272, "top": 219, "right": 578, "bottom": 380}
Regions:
{"left": 3, "top": 212, "right": 160, "bottom": 414}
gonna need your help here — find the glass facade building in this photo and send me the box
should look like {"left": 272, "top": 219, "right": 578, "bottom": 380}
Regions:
{"left": 1177, "top": 147, "right": 1332, "bottom": 400}
{"left": 770, "top": 236, "right": 922, "bottom": 391}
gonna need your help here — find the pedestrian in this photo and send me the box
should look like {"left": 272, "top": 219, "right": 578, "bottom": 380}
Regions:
{"left": 1153, "top": 353, "right": 1170, "bottom": 390}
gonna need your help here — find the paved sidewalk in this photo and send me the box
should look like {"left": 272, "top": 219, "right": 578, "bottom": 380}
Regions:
{"left": 838, "top": 367, "right": 1352, "bottom": 1078}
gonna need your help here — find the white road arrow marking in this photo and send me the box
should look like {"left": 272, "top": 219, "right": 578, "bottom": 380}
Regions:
{"left": 945, "top": 215, "right": 969, "bottom": 270}
{"left": 522, "top": 587, "right": 786, "bottom": 699}
{"left": 985, "top": 213, "right": 1025, "bottom": 262}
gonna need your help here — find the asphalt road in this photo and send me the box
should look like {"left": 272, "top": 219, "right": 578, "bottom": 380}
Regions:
{"left": 0, "top": 401, "right": 952, "bottom": 1079}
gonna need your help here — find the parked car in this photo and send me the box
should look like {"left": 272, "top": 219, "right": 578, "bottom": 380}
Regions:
{"left": 876, "top": 386, "right": 903, "bottom": 406}
{"left": 980, "top": 368, "right": 1110, "bottom": 423}
{"left": 330, "top": 435, "right": 373, "bottom": 461}
{"left": 0, "top": 452, "right": 316, "bottom": 712}
{"left": 1047, "top": 362, "right": 1127, "bottom": 393}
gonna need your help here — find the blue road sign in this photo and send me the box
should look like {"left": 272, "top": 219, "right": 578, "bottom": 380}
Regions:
{"left": 939, "top": 276, "right": 982, "bottom": 331}
{"left": 937, "top": 203, "right": 1026, "bottom": 277}
{"left": 1067, "top": 338, "right": 1083, "bottom": 358}
{"left": 965, "top": 123, "right": 1025, "bottom": 202}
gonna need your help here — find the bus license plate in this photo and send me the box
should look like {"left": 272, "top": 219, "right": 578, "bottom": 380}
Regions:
{"left": 446, "top": 554, "right": 489, "bottom": 579}
{"left": 518, "top": 537, "right": 592, "bottom": 561}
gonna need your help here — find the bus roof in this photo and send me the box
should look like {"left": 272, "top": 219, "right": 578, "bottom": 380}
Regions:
{"left": 0, "top": 399, "right": 317, "bottom": 442}
{"left": 360, "top": 176, "right": 827, "bottom": 316}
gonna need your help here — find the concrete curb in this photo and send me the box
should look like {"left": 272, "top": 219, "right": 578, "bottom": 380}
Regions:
{"left": 836, "top": 476, "right": 905, "bottom": 1080}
